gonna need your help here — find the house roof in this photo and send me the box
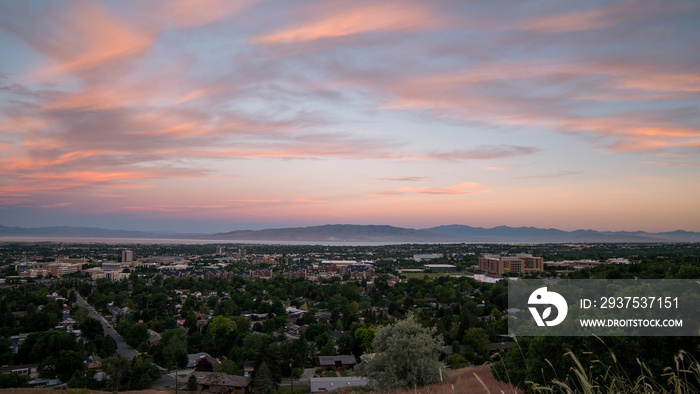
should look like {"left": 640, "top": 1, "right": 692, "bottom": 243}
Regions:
{"left": 187, "top": 352, "right": 218, "bottom": 368}
{"left": 318, "top": 355, "right": 356, "bottom": 366}
{"left": 87, "top": 355, "right": 103, "bottom": 362}
{"left": 193, "top": 372, "right": 250, "bottom": 388}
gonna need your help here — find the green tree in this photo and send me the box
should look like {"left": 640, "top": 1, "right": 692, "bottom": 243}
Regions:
{"left": 209, "top": 315, "right": 236, "bottom": 335}
{"left": 355, "top": 314, "right": 444, "bottom": 390}
{"left": 319, "top": 340, "right": 336, "bottom": 356}
{"left": 100, "top": 334, "right": 118, "bottom": 358}
{"left": 125, "top": 323, "right": 150, "bottom": 348}
{"left": 130, "top": 355, "right": 162, "bottom": 389}
{"left": 0, "top": 373, "right": 30, "bottom": 388}
{"left": 102, "top": 355, "right": 131, "bottom": 391}
{"left": 462, "top": 327, "right": 489, "bottom": 362}
{"left": 54, "top": 350, "right": 85, "bottom": 382}
{"left": 155, "top": 328, "right": 188, "bottom": 368}
{"left": 71, "top": 306, "right": 89, "bottom": 323}
{"left": 216, "top": 359, "right": 241, "bottom": 375}
{"left": 187, "top": 374, "right": 198, "bottom": 391}
{"left": 251, "top": 361, "right": 275, "bottom": 394}
{"left": 17, "top": 331, "right": 77, "bottom": 364}
{"left": 80, "top": 317, "right": 104, "bottom": 341}
{"left": 444, "top": 353, "right": 469, "bottom": 369}
{"left": 354, "top": 326, "right": 376, "bottom": 353}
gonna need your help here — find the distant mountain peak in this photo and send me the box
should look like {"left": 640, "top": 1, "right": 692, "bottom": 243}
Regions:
{"left": 1, "top": 224, "right": 698, "bottom": 243}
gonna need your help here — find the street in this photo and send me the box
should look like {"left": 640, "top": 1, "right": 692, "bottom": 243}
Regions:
{"left": 75, "top": 293, "right": 140, "bottom": 360}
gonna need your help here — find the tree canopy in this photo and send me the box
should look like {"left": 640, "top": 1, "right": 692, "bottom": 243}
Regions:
{"left": 355, "top": 314, "right": 444, "bottom": 390}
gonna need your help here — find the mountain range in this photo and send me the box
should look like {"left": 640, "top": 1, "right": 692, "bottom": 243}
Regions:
{"left": 1, "top": 224, "right": 699, "bottom": 243}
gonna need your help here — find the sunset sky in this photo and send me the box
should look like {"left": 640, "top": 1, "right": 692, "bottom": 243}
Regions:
{"left": 1, "top": 0, "right": 699, "bottom": 233}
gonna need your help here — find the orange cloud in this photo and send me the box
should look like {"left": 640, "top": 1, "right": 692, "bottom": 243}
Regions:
{"left": 256, "top": 2, "right": 433, "bottom": 44}
{"left": 20, "top": 1, "right": 152, "bottom": 82}
{"left": 142, "top": 0, "right": 258, "bottom": 29}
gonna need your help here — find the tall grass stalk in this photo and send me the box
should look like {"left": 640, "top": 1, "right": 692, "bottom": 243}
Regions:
{"left": 527, "top": 349, "right": 700, "bottom": 393}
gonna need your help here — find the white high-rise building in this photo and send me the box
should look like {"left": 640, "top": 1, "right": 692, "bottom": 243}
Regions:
{"left": 122, "top": 250, "right": 134, "bottom": 263}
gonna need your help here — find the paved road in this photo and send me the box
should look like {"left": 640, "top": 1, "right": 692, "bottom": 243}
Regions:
{"left": 75, "top": 293, "right": 140, "bottom": 359}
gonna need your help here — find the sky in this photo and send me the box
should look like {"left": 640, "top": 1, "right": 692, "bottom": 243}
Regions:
{"left": 0, "top": 0, "right": 699, "bottom": 234}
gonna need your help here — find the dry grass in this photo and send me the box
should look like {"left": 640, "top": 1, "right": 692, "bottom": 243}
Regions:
{"left": 385, "top": 365, "right": 521, "bottom": 394}
{"left": 331, "top": 365, "right": 521, "bottom": 394}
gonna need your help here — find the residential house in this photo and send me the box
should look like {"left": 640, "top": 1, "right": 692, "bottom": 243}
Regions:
{"left": 318, "top": 355, "right": 356, "bottom": 371}
{"left": 86, "top": 355, "right": 102, "bottom": 370}
{"left": 192, "top": 372, "right": 250, "bottom": 394}
{"left": 0, "top": 364, "right": 39, "bottom": 378}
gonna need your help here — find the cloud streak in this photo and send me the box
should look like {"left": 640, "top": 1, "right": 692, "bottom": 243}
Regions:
{"left": 369, "top": 182, "right": 488, "bottom": 197}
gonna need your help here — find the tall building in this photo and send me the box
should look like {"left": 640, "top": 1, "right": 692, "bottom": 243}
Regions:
{"left": 479, "top": 253, "right": 543, "bottom": 275}
{"left": 122, "top": 250, "right": 134, "bottom": 263}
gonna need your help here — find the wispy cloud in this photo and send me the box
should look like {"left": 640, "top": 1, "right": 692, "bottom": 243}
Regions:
{"left": 255, "top": 2, "right": 434, "bottom": 44}
{"left": 369, "top": 182, "right": 488, "bottom": 197}
{"left": 292, "top": 198, "right": 327, "bottom": 203}
{"left": 643, "top": 161, "right": 699, "bottom": 166}
{"left": 424, "top": 146, "right": 541, "bottom": 161}
{"left": 518, "top": 171, "right": 579, "bottom": 179}
{"left": 378, "top": 177, "right": 432, "bottom": 182}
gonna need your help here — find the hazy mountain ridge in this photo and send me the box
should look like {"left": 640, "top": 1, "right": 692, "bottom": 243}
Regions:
{"left": 207, "top": 224, "right": 459, "bottom": 242}
{"left": 0, "top": 225, "right": 164, "bottom": 238}
{"left": 1, "top": 224, "right": 699, "bottom": 242}
{"left": 422, "top": 225, "right": 700, "bottom": 242}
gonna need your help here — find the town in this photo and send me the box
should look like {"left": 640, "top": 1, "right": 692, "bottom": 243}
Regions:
{"left": 1, "top": 242, "right": 698, "bottom": 392}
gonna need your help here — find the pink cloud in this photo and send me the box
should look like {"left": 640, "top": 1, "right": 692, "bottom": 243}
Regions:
{"left": 520, "top": 2, "right": 690, "bottom": 33}
{"left": 369, "top": 182, "right": 488, "bottom": 197}
{"left": 643, "top": 161, "right": 699, "bottom": 166}
{"left": 292, "top": 198, "right": 327, "bottom": 203}
{"left": 40, "top": 202, "right": 73, "bottom": 208}
{"left": 255, "top": 2, "right": 434, "bottom": 44}
{"left": 123, "top": 204, "right": 230, "bottom": 213}
{"left": 223, "top": 199, "right": 282, "bottom": 203}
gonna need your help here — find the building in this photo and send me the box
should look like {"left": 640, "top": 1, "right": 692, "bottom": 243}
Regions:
{"left": 413, "top": 254, "right": 442, "bottom": 262}
{"left": 479, "top": 253, "right": 543, "bottom": 275}
{"left": 0, "top": 364, "right": 39, "bottom": 378}
{"left": 102, "top": 262, "right": 122, "bottom": 271}
{"left": 46, "top": 262, "right": 82, "bottom": 277}
{"left": 122, "top": 250, "right": 134, "bottom": 263}
{"left": 347, "top": 264, "right": 376, "bottom": 279}
{"left": 318, "top": 355, "right": 356, "bottom": 371}
{"left": 423, "top": 264, "right": 456, "bottom": 272}
{"left": 86, "top": 355, "right": 103, "bottom": 370}
{"left": 191, "top": 372, "right": 250, "bottom": 394}
{"left": 545, "top": 259, "right": 601, "bottom": 270}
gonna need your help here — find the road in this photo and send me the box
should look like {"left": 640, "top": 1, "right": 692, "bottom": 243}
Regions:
{"left": 75, "top": 293, "right": 140, "bottom": 360}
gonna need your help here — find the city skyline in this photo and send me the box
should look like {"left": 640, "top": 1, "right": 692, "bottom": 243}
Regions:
{"left": 1, "top": 0, "right": 699, "bottom": 234}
